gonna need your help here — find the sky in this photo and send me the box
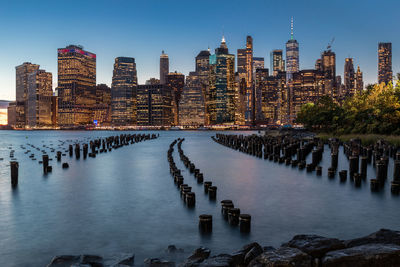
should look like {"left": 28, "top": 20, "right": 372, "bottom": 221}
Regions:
{"left": 0, "top": 0, "right": 398, "bottom": 100}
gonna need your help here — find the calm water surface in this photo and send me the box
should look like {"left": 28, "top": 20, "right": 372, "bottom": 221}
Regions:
{"left": 0, "top": 130, "right": 399, "bottom": 266}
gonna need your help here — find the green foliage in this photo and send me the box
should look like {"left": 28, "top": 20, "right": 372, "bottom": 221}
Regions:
{"left": 296, "top": 78, "right": 400, "bottom": 135}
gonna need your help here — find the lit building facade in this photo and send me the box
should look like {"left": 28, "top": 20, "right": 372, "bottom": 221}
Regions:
{"left": 355, "top": 66, "right": 364, "bottom": 94}
{"left": 160, "top": 51, "right": 169, "bottom": 84}
{"left": 57, "top": 45, "right": 96, "bottom": 126}
{"left": 15, "top": 62, "right": 40, "bottom": 127}
{"left": 253, "top": 57, "right": 265, "bottom": 73}
{"left": 111, "top": 57, "right": 137, "bottom": 125}
{"left": 166, "top": 72, "right": 185, "bottom": 125}
{"left": 206, "top": 37, "right": 236, "bottom": 125}
{"left": 270, "top": 50, "right": 285, "bottom": 76}
{"left": 179, "top": 72, "right": 205, "bottom": 126}
{"left": 285, "top": 18, "right": 299, "bottom": 81}
{"left": 344, "top": 58, "right": 355, "bottom": 97}
{"left": 378, "top": 42, "right": 392, "bottom": 85}
{"left": 95, "top": 84, "right": 111, "bottom": 125}
{"left": 137, "top": 84, "right": 172, "bottom": 126}
{"left": 26, "top": 69, "right": 53, "bottom": 127}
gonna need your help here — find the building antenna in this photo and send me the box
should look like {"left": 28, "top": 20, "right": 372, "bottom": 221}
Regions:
{"left": 291, "top": 17, "right": 294, "bottom": 40}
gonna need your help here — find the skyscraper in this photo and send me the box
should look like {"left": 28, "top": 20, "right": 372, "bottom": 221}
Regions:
{"left": 195, "top": 49, "right": 211, "bottom": 74}
{"left": 378, "top": 42, "right": 392, "bottom": 85}
{"left": 206, "top": 36, "right": 236, "bottom": 125}
{"left": 166, "top": 72, "right": 185, "bottom": 125}
{"left": 94, "top": 84, "right": 111, "bottom": 125}
{"left": 160, "top": 51, "right": 169, "bottom": 84}
{"left": 253, "top": 57, "right": 265, "bottom": 73}
{"left": 237, "top": 36, "right": 254, "bottom": 124}
{"left": 15, "top": 62, "right": 40, "bottom": 128}
{"left": 111, "top": 57, "right": 137, "bottom": 125}
{"left": 26, "top": 69, "right": 53, "bottom": 127}
{"left": 344, "top": 58, "right": 355, "bottom": 96}
{"left": 320, "top": 50, "right": 336, "bottom": 96}
{"left": 136, "top": 84, "right": 172, "bottom": 126}
{"left": 270, "top": 50, "right": 285, "bottom": 76}
{"left": 285, "top": 17, "right": 299, "bottom": 80}
{"left": 179, "top": 72, "right": 205, "bottom": 126}
{"left": 355, "top": 66, "right": 364, "bottom": 93}
{"left": 57, "top": 45, "right": 96, "bottom": 125}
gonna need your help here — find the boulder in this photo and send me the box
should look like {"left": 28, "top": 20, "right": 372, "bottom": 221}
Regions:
{"left": 80, "top": 254, "right": 103, "bottom": 266}
{"left": 47, "top": 255, "right": 80, "bottom": 266}
{"left": 345, "top": 229, "right": 400, "bottom": 248}
{"left": 282, "top": 234, "right": 345, "bottom": 258}
{"left": 248, "top": 247, "right": 312, "bottom": 267}
{"left": 230, "top": 242, "right": 263, "bottom": 266}
{"left": 105, "top": 253, "right": 134, "bottom": 266}
{"left": 144, "top": 258, "right": 176, "bottom": 267}
{"left": 198, "top": 254, "right": 233, "bottom": 267}
{"left": 181, "top": 247, "right": 211, "bottom": 266}
{"left": 322, "top": 243, "right": 400, "bottom": 267}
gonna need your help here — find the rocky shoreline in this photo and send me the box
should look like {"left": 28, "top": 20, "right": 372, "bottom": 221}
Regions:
{"left": 47, "top": 228, "right": 400, "bottom": 267}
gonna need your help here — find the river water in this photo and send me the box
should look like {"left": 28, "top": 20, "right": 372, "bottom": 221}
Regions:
{"left": 0, "top": 130, "right": 399, "bottom": 266}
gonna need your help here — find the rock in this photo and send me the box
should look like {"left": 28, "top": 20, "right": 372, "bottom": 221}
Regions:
{"left": 47, "top": 255, "right": 80, "bottom": 266}
{"left": 231, "top": 242, "right": 263, "bottom": 266}
{"left": 184, "top": 247, "right": 211, "bottom": 264}
{"left": 80, "top": 254, "right": 103, "bottom": 265}
{"left": 144, "top": 258, "right": 176, "bottom": 267}
{"left": 262, "top": 246, "right": 275, "bottom": 252}
{"left": 198, "top": 254, "right": 233, "bottom": 267}
{"left": 345, "top": 229, "right": 400, "bottom": 248}
{"left": 282, "top": 234, "right": 345, "bottom": 258}
{"left": 248, "top": 247, "right": 312, "bottom": 267}
{"left": 322, "top": 243, "right": 400, "bottom": 267}
{"left": 105, "top": 253, "right": 134, "bottom": 266}
{"left": 166, "top": 245, "right": 184, "bottom": 254}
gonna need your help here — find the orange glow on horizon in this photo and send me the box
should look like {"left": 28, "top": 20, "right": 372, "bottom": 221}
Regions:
{"left": 0, "top": 109, "right": 7, "bottom": 125}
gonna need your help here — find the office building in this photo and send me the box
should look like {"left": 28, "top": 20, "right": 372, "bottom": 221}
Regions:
{"left": 166, "top": 72, "right": 185, "bottom": 125}
{"left": 137, "top": 84, "right": 172, "bottom": 126}
{"left": 160, "top": 51, "right": 169, "bottom": 84}
{"left": 378, "top": 42, "right": 392, "bottom": 84}
{"left": 57, "top": 45, "right": 96, "bottom": 125}
{"left": 111, "top": 57, "right": 137, "bottom": 125}
{"left": 286, "top": 17, "right": 299, "bottom": 80}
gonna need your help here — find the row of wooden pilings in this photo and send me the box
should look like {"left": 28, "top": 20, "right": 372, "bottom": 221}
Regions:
{"left": 9, "top": 133, "right": 159, "bottom": 187}
{"left": 176, "top": 138, "right": 251, "bottom": 233}
{"left": 167, "top": 138, "right": 251, "bottom": 234}
{"left": 212, "top": 134, "right": 400, "bottom": 193}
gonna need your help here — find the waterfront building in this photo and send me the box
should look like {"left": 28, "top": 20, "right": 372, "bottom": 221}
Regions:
{"left": 160, "top": 51, "right": 169, "bottom": 84}
{"left": 57, "top": 45, "right": 96, "bottom": 126}
{"left": 15, "top": 62, "right": 40, "bottom": 127}
{"left": 270, "top": 50, "right": 285, "bottom": 76}
{"left": 166, "top": 72, "right": 185, "bottom": 125}
{"left": 206, "top": 36, "right": 236, "bottom": 125}
{"left": 378, "top": 42, "right": 392, "bottom": 85}
{"left": 179, "top": 72, "right": 205, "bottom": 126}
{"left": 285, "top": 17, "right": 299, "bottom": 81}
{"left": 26, "top": 69, "right": 53, "bottom": 127}
{"left": 111, "top": 57, "right": 137, "bottom": 125}
{"left": 94, "top": 84, "right": 111, "bottom": 125}
{"left": 136, "top": 84, "right": 172, "bottom": 126}
{"left": 7, "top": 102, "right": 16, "bottom": 127}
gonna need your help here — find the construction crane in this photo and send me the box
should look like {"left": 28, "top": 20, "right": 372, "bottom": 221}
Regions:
{"left": 327, "top": 37, "right": 335, "bottom": 50}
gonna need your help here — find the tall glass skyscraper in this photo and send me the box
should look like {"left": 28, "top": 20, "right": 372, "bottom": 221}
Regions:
{"left": 111, "top": 57, "right": 137, "bottom": 125}
{"left": 285, "top": 17, "right": 299, "bottom": 81}
{"left": 207, "top": 36, "right": 235, "bottom": 125}
{"left": 57, "top": 45, "right": 96, "bottom": 126}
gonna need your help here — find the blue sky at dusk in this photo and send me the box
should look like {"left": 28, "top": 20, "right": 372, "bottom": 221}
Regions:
{"left": 0, "top": 0, "right": 398, "bottom": 100}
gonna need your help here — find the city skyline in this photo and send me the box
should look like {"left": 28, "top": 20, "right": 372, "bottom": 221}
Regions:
{"left": 0, "top": 0, "right": 399, "bottom": 101}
